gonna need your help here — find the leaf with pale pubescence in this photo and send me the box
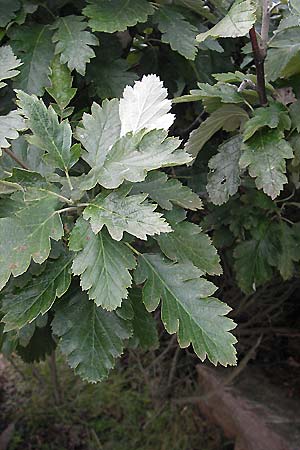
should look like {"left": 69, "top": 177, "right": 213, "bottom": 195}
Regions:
{"left": 84, "top": 129, "right": 191, "bottom": 190}
{"left": 135, "top": 253, "right": 236, "bottom": 366}
{"left": 0, "top": 189, "right": 63, "bottom": 291}
{"left": 131, "top": 171, "right": 203, "bottom": 211}
{"left": 207, "top": 136, "right": 242, "bottom": 205}
{"left": 0, "top": 110, "right": 27, "bottom": 154}
{"left": 69, "top": 219, "right": 136, "bottom": 310}
{"left": 52, "top": 291, "right": 132, "bottom": 383}
{"left": 156, "top": 220, "right": 222, "bottom": 275}
{"left": 153, "top": 5, "right": 198, "bottom": 60}
{"left": 240, "top": 130, "right": 294, "bottom": 199}
{"left": 119, "top": 74, "right": 175, "bottom": 136}
{"left": 16, "top": 90, "right": 79, "bottom": 172}
{"left": 2, "top": 254, "right": 72, "bottom": 331}
{"left": 83, "top": 187, "right": 171, "bottom": 241}
{"left": 83, "top": 0, "right": 154, "bottom": 33}
{"left": 196, "top": 0, "right": 256, "bottom": 43}
{"left": 51, "top": 15, "right": 99, "bottom": 76}
{"left": 9, "top": 24, "right": 54, "bottom": 95}
{"left": 75, "top": 99, "right": 121, "bottom": 168}
{"left": 0, "top": 45, "right": 22, "bottom": 89}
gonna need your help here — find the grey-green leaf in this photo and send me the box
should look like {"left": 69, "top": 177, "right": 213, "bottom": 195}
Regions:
{"left": 153, "top": 5, "right": 198, "bottom": 60}
{"left": 135, "top": 254, "right": 236, "bottom": 366}
{"left": 52, "top": 292, "right": 132, "bottom": 382}
{"left": 9, "top": 24, "right": 54, "bottom": 95}
{"left": 207, "top": 136, "right": 242, "bottom": 205}
{"left": 156, "top": 221, "right": 222, "bottom": 275}
{"left": 0, "top": 45, "right": 22, "bottom": 89}
{"left": 46, "top": 55, "right": 77, "bottom": 112}
{"left": 69, "top": 219, "right": 136, "bottom": 310}
{"left": 51, "top": 15, "right": 99, "bottom": 76}
{"left": 83, "top": 187, "right": 171, "bottom": 241}
{"left": 0, "top": 110, "right": 27, "bottom": 152}
{"left": 0, "top": 0, "right": 20, "bottom": 27}
{"left": 83, "top": 0, "right": 154, "bottom": 33}
{"left": 2, "top": 254, "right": 72, "bottom": 331}
{"left": 131, "top": 171, "right": 203, "bottom": 211}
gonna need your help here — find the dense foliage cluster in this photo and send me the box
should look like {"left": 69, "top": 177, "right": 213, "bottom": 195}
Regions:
{"left": 0, "top": 0, "right": 299, "bottom": 382}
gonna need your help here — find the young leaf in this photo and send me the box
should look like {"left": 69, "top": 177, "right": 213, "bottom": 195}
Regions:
{"left": 265, "top": 28, "right": 300, "bottom": 81}
{"left": 207, "top": 136, "right": 242, "bottom": 205}
{"left": 0, "top": 191, "right": 63, "bottom": 291}
{"left": 135, "top": 254, "right": 236, "bottom": 366}
{"left": 16, "top": 91, "right": 79, "bottom": 172}
{"left": 0, "top": 0, "right": 20, "bottom": 27}
{"left": 119, "top": 74, "right": 175, "bottom": 136}
{"left": 129, "top": 288, "right": 159, "bottom": 350}
{"left": 156, "top": 221, "right": 222, "bottom": 275}
{"left": 46, "top": 56, "right": 77, "bottom": 112}
{"left": 9, "top": 24, "right": 54, "bottom": 95}
{"left": 85, "top": 129, "right": 191, "bottom": 190}
{"left": 243, "top": 102, "right": 291, "bottom": 141}
{"left": 0, "top": 45, "right": 22, "bottom": 89}
{"left": 83, "top": 187, "right": 172, "bottom": 241}
{"left": 75, "top": 99, "right": 121, "bottom": 168}
{"left": 240, "top": 130, "right": 294, "bottom": 199}
{"left": 131, "top": 171, "right": 203, "bottom": 211}
{"left": 188, "top": 82, "right": 244, "bottom": 105}
{"left": 185, "top": 105, "right": 248, "bottom": 159}
{"left": 153, "top": 5, "right": 198, "bottom": 60}
{"left": 83, "top": 0, "right": 154, "bottom": 33}
{"left": 52, "top": 292, "right": 132, "bottom": 383}
{"left": 2, "top": 254, "right": 72, "bottom": 331}
{"left": 69, "top": 220, "right": 136, "bottom": 311}
{"left": 0, "top": 110, "right": 27, "bottom": 152}
{"left": 51, "top": 15, "right": 99, "bottom": 76}
{"left": 196, "top": 0, "right": 256, "bottom": 43}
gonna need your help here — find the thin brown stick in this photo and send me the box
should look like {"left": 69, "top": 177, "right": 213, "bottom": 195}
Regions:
{"left": 249, "top": 27, "right": 268, "bottom": 106}
{"left": 3, "top": 148, "right": 29, "bottom": 170}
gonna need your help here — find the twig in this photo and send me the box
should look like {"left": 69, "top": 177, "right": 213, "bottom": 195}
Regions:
{"left": 167, "top": 346, "right": 180, "bottom": 389}
{"left": 3, "top": 148, "right": 29, "bottom": 170}
{"left": 249, "top": 27, "right": 268, "bottom": 106}
{"left": 49, "top": 351, "right": 62, "bottom": 405}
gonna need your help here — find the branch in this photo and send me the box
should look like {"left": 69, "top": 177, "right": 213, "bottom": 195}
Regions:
{"left": 3, "top": 148, "right": 29, "bottom": 170}
{"left": 249, "top": 26, "right": 268, "bottom": 106}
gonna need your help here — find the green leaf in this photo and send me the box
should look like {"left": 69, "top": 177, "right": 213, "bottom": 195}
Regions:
{"left": 188, "top": 82, "right": 244, "bottom": 105}
{"left": 0, "top": 0, "right": 20, "bottom": 27}
{"left": 243, "top": 102, "right": 291, "bottom": 141}
{"left": 17, "top": 320, "right": 56, "bottom": 363}
{"left": 0, "top": 190, "right": 63, "bottom": 291}
{"left": 83, "top": 0, "right": 154, "bottom": 33}
{"left": 9, "top": 24, "right": 54, "bottom": 95}
{"left": 196, "top": 0, "right": 256, "bottom": 43}
{"left": 207, "top": 136, "right": 242, "bottom": 205}
{"left": 135, "top": 253, "right": 236, "bottom": 366}
{"left": 156, "top": 221, "right": 222, "bottom": 275}
{"left": 275, "top": 221, "right": 300, "bottom": 280}
{"left": 46, "top": 55, "right": 77, "bottom": 112}
{"left": 240, "top": 130, "right": 294, "bottom": 199}
{"left": 265, "top": 28, "right": 300, "bottom": 81}
{"left": 131, "top": 171, "right": 203, "bottom": 211}
{"left": 75, "top": 99, "right": 121, "bottom": 168}
{"left": 0, "top": 110, "right": 26, "bottom": 153}
{"left": 52, "top": 291, "right": 132, "bottom": 382}
{"left": 119, "top": 74, "right": 175, "bottom": 136}
{"left": 129, "top": 288, "right": 159, "bottom": 350}
{"left": 85, "top": 129, "right": 191, "bottom": 190}
{"left": 175, "top": 0, "right": 216, "bottom": 21}
{"left": 233, "top": 220, "right": 278, "bottom": 292}
{"left": 289, "top": 100, "right": 300, "bottom": 132}
{"left": 51, "top": 15, "right": 99, "bottom": 76}
{"left": 16, "top": 91, "right": 79, "bottom": 172}
{"left": 88, "top": 55, "right": 138, "bottom": 99}
{"left": 69, "top": 219, "right": 136, "bottom": 310}
{"left": 2, "top": 254, "right": 72, "bottom": 331}
{"left": 0, "top": 45, "right": 22, "bottom": 89}
{"left": 0, "top": 180, "right": 22, "bottom": 194}
{"left": 185, "top": 105, "right": 248, "bottom": 159}
{"left": 83, "top": 187, "right": 171, "bottom": 241}
{"left": 153, "top": 5, "right": 198, "bottom": 60}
